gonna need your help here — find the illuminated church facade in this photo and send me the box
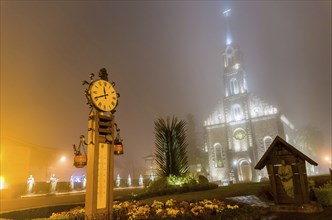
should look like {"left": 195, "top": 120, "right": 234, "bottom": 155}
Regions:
{"left": 203, "top": 10, "right": 298, "bottom": 182}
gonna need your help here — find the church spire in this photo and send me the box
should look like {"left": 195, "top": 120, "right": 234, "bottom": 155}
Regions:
{"left": 223, "top": 9, "right": 232, "bottom": 45}
{"left": 221, "top": 9, "right": 248, "bottom": 97}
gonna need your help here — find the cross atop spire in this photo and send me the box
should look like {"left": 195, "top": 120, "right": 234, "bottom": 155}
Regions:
{"left": 222, "top": 9, "right": 232, "bottom": 45}
{"left": 223, "top": 9, "right": 231, "bottom": 17}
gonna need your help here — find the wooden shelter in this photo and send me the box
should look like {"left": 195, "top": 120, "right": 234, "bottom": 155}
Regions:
{"left": 255, "top": 136, "right": 318, "bottom": 204}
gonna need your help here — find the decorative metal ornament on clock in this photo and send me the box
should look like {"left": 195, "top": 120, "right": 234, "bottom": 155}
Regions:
{"left": 82, "top": 68, "right": 119, "bottom": 112}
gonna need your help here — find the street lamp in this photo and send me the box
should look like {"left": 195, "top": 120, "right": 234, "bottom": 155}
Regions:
{"left": 324, "top": 156, "right": 331, "bottom": 163}
{"left": 60, "top": 156, "right": 66, "bottom": 162}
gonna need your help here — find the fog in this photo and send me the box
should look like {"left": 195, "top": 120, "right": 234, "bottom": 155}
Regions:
{"left": 1, "top": 1, "right": 331, "bottom": 178}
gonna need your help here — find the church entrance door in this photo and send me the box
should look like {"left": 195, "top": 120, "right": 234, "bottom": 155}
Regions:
{"left": 239, "top": 160, "right": 252, "bottom": 181}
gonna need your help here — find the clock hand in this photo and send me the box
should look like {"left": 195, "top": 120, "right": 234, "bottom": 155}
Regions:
{"left": 103, "top": 87, "right": 109, "bottom": 99}
{"left": 94, "top": 94, "right": 109, "bottom": 101}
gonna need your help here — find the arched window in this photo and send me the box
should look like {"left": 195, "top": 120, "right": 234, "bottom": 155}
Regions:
{"left": 230, "top": 78, "right": 239, "bottom": 95}
{"left": 228, "top": 56, "right": 233, "bottom": 66}
{"left": 231, "top": 104, "right": 244, "bottom": 121}
{"left": 243, "top": 78, "right": 248, "bottom": 91}
{"left": 263, "top": 136, "right": 273, "bottom": 151}
{"left": 224, "top": 56, "right": 228, "bottom": 67}
{"left": 214, "top": 144, "right": 224, "bottom": 168}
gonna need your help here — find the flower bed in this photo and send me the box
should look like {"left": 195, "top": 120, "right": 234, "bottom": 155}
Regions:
{"left": 49, "top": 199, "right": 261, "bottom": 219}
{"left": 114, "top": 199, "right": 239, "bottom": 219}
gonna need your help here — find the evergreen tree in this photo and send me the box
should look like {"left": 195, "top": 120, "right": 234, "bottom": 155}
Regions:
{"left": 154, "top": 116, "right": 189, "bottom": 177}
{"left": 186, "top": 114, "right": 209, "bottom": 175}
{"left": 186, "top": 114, "right": 199, "bottom": 165}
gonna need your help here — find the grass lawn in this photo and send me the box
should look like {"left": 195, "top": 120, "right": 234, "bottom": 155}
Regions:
{"left": 139, "top": 182, "right": 269, "bottom": 203}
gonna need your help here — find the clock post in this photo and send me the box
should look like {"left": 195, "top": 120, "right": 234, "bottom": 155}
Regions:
{"left": 78, "top": 68, "right": 122, "bottom": 219}
{"left": 85, "top": 111, "right": 114, "bottom": 218}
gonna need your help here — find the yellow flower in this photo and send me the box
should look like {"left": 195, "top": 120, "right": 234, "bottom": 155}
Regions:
{"left": 113, "top": 204, "right": 122, "bottom": 210}
{"left": 122, "top": 201, "right": 130, "bottom": 207}
{"left": 190, "top": 206, "right": 204, "bottom": 216}
{"left": 151, "top": 200, "right": 164, "bottom": 209}
{"left": 204, "top": 203, "right": 218, "bottom": 209}
{"left": 156, "top": 208, "right": 163, "bottom": 215}
{"left": 200, "top": 199, "right": 213, "bottom": 205}
{"left": 227, "top": 204, "right": 239, "bottom": 209}
{"left": 166, "top": 199, "right": 176, "bottom": 207}
{"left": 166, "top": 207, "right": 180, "bottom": 217}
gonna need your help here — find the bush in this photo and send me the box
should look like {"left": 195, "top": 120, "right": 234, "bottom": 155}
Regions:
{"left": 56, "top": 182, "right": 70, "bottom": 192}
{"left": 127, "top": 175, "right": 217, "bottom": 201}
{"left": 146, "top": 177, "right": 176, "bottom": 193}
{"left": 309, "top": 175, "right": 331, "bottom": 187}
{"left": 313, "top": 181, "right": 332, "bottom": 206}
{"left": 198, "top": 175, "right": 209, "bottom": 184}
{"left": 167, "top": 174, "right": 198, "bottom": 187}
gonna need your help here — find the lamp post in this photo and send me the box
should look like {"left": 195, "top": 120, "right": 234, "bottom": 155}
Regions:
{"left": 73, "top": 68, "right": 123, "bottom": 219}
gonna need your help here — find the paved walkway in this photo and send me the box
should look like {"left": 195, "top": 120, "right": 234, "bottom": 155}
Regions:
{"left": 226, "top": 195, "right": 270, "bottom": 208}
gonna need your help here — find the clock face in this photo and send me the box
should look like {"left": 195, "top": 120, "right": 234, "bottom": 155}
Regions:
{"left": 89, "top": 79, "right": 117, "bottom": 112}
{"left": 233, "top": 128, "right": 246, "bottom": 140}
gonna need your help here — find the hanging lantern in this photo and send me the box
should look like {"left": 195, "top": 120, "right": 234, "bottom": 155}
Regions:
{"left": 114, "top": 138, "right": 124, "bottom": 155}
{"left": 73, "top": 135, "right": 88, "bottom": 168}
{"left": 74, "top": 155, "right": 87, "bottom": 168}
{"left": 114, "top": 124, "right": 124, "bottom": 155}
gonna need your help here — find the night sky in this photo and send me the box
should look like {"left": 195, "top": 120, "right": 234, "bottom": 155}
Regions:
{"left": 1, "top": 1, "right": 331, "bottom": 176}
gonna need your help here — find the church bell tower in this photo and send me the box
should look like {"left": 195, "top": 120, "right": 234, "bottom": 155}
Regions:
{"left": 221, "top": 9, "right": 254, "bottom": 182}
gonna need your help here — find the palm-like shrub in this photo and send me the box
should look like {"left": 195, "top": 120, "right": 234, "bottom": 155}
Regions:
{"left": 154, "top": 116, "right": 189, "bottom": 177}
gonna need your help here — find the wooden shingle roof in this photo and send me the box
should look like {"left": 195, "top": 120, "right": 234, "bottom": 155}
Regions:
{"left": 255, "top": 136, "right": 318, "bottom": 170}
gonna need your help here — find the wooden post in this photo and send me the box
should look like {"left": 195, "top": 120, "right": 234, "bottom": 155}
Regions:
{"left": 297, "top": 161, "right": 309, "bottom": 203}
{"left": 267, "top": 164, "right": 278, "bottom": 204}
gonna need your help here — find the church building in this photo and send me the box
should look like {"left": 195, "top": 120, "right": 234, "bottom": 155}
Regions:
{"left": 204, "top": 10, "right": 297, "bottom": 183}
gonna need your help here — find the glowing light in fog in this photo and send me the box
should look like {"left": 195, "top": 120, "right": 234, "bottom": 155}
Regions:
{"left": 60, "top": 156, "right": 66, "bottom": 162}
{"left": 226, "top": 37, "right": 232, "bottom": 45}
{"left": 0, "top": 176, "right": 6, "bottom": 190}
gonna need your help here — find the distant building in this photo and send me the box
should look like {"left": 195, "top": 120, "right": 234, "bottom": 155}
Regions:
{"left": 204, "top": 10, "right": 315, "bottom": 183}
{"left": 143, "top": 154, "right": 157, "bottom": 180}
{"left": 1, "top": 136, "right": 77, "bottom": 185}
